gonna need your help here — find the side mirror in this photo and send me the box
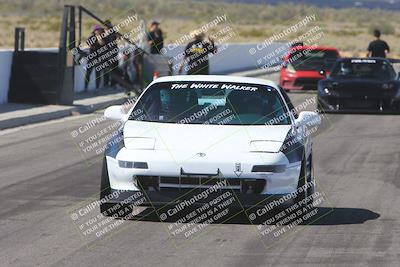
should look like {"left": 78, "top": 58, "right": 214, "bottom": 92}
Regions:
{"left": 104, "top": 105, "right": 125, "bottom": 120}
{"left": 295, "top": 111, "right": 321, "bottom": 128}
{"left": 319, "top": 70, "right": 326, "bottom": 77}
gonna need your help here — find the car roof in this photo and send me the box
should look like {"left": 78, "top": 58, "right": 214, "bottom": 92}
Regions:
{"left": 151, "top": 75, "right": 279, "bottom": 88}
{"left": 284, "top": 46, "right": 339, "bottom": 61}
{"left": 289, "top": 46, "right": 339, "bottom": 52}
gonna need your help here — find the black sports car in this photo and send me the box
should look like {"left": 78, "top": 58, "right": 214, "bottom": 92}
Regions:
{"left": 317, "top": 58, "right": 400, "bottom": 113}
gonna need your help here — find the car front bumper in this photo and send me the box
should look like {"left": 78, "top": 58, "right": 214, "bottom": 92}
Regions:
{"left": 105, "top": 148, "right": 302, "bottom": 196}
{"left": 101, "top": 188, "right": 296, "bottom": 209}
{"left": 318, "top": 92, "right": 400, "bottom": 113}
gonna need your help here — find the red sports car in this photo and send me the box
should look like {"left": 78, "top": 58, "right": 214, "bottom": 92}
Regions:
{"left": 280, "top": 46, "right": 340, "bottom": 91}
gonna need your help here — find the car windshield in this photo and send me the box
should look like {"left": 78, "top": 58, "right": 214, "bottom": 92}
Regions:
{"left": 289, "top": 49, "right": 338, "bottom": 71}
{"left": 129, "top": 82, "right": 291, "bottom": 125}
{"left": 330, "top": 59, "right": 396, "bottom": 80}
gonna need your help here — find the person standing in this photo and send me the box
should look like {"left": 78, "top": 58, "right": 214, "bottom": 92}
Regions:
{"left": 178, "top": 31, "right": 217, "bottom": 75}
{"left": 103, "top": 20, "right": 120, "bottom": 87}
{"left": 367, "top": 29, "right": 390, "bottom": 58}
{"left": 84, "top": 25, "right": 105, "bottom": 90}
{"left": 147, "top": 21, "right": 164, "bottom": 54}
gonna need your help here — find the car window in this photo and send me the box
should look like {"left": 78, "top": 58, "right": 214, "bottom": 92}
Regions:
{"left": 289, "top": 49, "right": 338, "bottom": 71}
{"left": 331, "top": 59, "right": 396, "bottom": 80}
{"left": 130, "top": 82, "right": 291, "bottom": 125}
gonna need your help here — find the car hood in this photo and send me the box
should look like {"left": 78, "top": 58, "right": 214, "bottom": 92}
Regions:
{"left": 123, "top": 121, "right": 291, "bottom": 154}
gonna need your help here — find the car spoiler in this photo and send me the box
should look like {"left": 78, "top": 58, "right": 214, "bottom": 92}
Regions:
{"left": 340, "top": 58, "right": 400, "bottom": 64}
{"left": 387, "top": 58, "right": 400, "bottom": 64}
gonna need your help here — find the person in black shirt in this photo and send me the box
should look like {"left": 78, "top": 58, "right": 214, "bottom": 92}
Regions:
{"left": 84, "top": 25, "right": 105, "bottom": 90}
{"left": 178, "top": 31, "right": 217, "bottom": 75}
{"left": 103, "top": 20, "right": 120, "bottom": 87}
{"left": 147, "top": 21, "right": 164, "bottom": 54}
{"left": 367, "top": 29, "right": 390, "bottom": 58}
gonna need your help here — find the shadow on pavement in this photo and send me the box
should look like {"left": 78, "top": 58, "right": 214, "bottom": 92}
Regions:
{"left": 126, "top": 206, "right": 380, "bottom": 226}
{"left": 305, "top": 207, "right": 380, "bottom": 225}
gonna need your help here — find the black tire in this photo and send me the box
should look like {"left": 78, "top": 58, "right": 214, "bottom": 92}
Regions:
{"left": 306, "top": 154, "right": 315, "bottom": 207}
{"left": 295, "top": 153, "right": 314, "bottom": 209}
{"left": 100, "top": 158, "right": 110, "bottom": 199}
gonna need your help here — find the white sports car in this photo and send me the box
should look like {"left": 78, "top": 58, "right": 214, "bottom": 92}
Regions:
{"left": 100, "top": 75, "right": 321, "bottom": 216}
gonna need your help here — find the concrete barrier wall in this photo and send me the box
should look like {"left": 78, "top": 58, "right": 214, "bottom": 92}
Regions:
{"left": 74, "top": 65, "right": 98, "bottom": 93}
{"left": 0, "top": 50, "right": 13, "bottom": 104}
{"left": 0, "top": 48, "right": 59, "bottom": 104}
{"left": 0, "top": 42, "right": 286, "bottom": 104}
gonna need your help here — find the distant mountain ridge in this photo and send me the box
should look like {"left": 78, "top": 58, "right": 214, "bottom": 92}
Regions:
{"left": 214, "top": 0, "right": 400, "bottom": 10}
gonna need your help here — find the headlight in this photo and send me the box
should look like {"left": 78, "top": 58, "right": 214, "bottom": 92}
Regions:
{"left": 321, "top": 84, "right": 339, "bottom": 97}
{"left": 382, "top": 83, "right": 395, "bottom": 90}
{"left": 124, "top": 137, "right": 155, "bottom": 150}
{"left": 249, "top": 140, "right": 283, "bottom": 153}
{"left": 286, "top": 63, "right": 296, "bottom": 73}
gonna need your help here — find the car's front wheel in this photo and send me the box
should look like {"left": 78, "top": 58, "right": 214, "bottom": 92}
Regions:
{"left": 295, "top": 154, "right": 314, "bottom": 210}
{"left": 100, "top": 158, "right": 137, "bottom": 218}
{"left": 99, "top": 158, "right": 120, "bottom": 217}
{"left": 317, "top": 97, "right": 327, "bottom": 113}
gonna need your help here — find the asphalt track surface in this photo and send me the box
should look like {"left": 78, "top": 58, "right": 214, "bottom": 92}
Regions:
{"left": 0, "top": 73, "right": 399, "bottom": 267}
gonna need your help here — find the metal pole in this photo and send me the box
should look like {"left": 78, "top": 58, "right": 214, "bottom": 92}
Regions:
{"left": 14, "top": 28, "right": 20, "bottom": 52}
{"left": 20, "top": 28, "right": 24, "bottom": 51}
{"left": 68, "top": 5, "right": 76, "bottom": 51}
{"left": 14, "top": 28, "right": 19, "bottom": 52}
{"left": 78, "top": 6, "right": 82, "bottom": 45}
